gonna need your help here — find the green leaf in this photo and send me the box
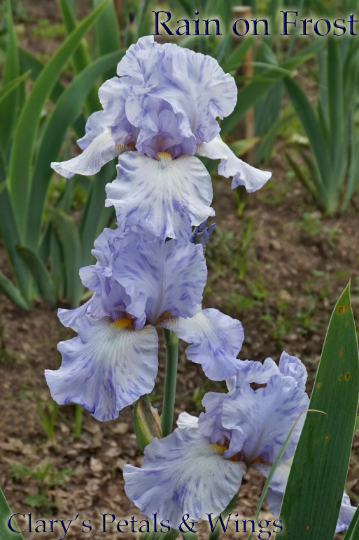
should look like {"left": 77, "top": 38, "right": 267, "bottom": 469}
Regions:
{"left": 283, "top": 77, "right": 331, "bottom": 194}
{"left": 354, "top": 416, "right": 359, "bottom": 434}
{"left": 18, "top": 48, "right": 85, "bottom": 137}
{"left": 327, "top": 38, "right": 344, "bottom": 177}
{"left": 221, "top": 37, "right": 256, "bottom": 73}
{"left": 59, "top": 0, "right": 100, "bottom": 114}
{"left": 0, "top": 271, "right": 29, "bottom": 310}
{"left": 0, "top": 70, "right": 29, "bottom": 107}
{"left": 79, "top": 161, "right": 116, "bottom": 266}
{"left": 278, "top": 283, "right": 359, "bottom": 539}
{"left": 343, "top": 504, "right": 359, "bottom": 539}
{"left": 247, "top": 410, "right": 323, "bottom": 540}
{"left": 0, "top": 183, "right": 30, "bottom": 301}
{"left": 48, "top": 208, "right": 82, "bottom": 307}
{"left": 229, "top": 137, "right": 260, "bottom": 157}
{"left": 93, "top": 0, "right": 119, "bottom": 81}
{"left": 137, "top": 0, "right": 152, "bottom": 38}
{"left": 16, "top": 246, "right": 56, "bottom": 306}
{"left": 8, "top": 0, "right": 109, "bottom": 238}
{"left": 0, "top": 0, "right": 20, "bottom": 154}
{"left": 137, "top": 528, "right": 180, "bottom": 540}
{"left": 221, "top": 55, "right": 314, "bottom": 135}
{"left": 0, "top": 487, "right": 25, "bottom": 539}
{"left": 26, "top": 49, "right": 124, "bottom": 250}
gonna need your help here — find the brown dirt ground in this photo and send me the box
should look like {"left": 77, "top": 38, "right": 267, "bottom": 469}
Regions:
{"left": 0, "top": 2, "right": 358, "bottom": 540}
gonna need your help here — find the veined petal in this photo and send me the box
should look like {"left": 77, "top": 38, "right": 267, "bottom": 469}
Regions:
{"left": 105, "top": 151, "right": 215, "bottom": 239}
{"left": 51, "top": 129, "right": 121, "bottom": 179}
{"left": 279, "top": 351, "right": 307, "bottom": 391}
{"left": 152, "top": 45, "right": 237, "bottom": 144}
{"left": 162, "top": 308, "right": 244, "bottom": 381}
{"left": 111, "top": 235, "right": 206, "bottom": 327}
{"left": 58, "top": 300, "right": 91, "bottom": 331}
{"left": 123, "top": 427, "right": 245, "bottom": 528}
{"left": 222, "top": 367, "right": 309, "bottom": 461}
{"left": 197, "top": 136, "right": 271, "bottom": 193}
{"left": 45, "top": 316, "right": 158, "bottom": 421}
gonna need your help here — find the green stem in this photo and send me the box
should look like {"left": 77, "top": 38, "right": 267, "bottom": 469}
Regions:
{"left": 74, "top": 404, "right": 83, "bottom": 438}
{"left": 161, "top": 329, "right": 179, "bottom": 437}
{"left": 208, "top": 527, "right": 221, "bottom": 540}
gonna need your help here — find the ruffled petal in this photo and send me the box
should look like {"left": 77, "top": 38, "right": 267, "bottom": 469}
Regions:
{"left": 51, "top": 129, "right": 120, "bottom": 179}
{"left": 279, "top": 351, "right": 307, "bottom": 390}
{"left": 197, "top": 136, "right": 271, "bottom": 193}
{"left": 45, "top": 316, "right": 158, "bottom": 421}
{"left": 116, "top": 36, "right": 160, "bottom": 84}
{"left": 162, "top": 308, "right": 244, "bottom": 380}
{"left": 105, "top": 151, "right": 215, "bottom": 239}
{"left": 98, "top": 78, "right": 134, "bottom": 147}
{"left": 123, "top": 427, "right": 245, "bottom": 528}
{"left": 221, "top": 363, "right": 309, "bottom": 461}
{"left": 111, "top": 235, "right": 207, "bottom": 328}
{"left": 152, "top": 45, "right": 237, "bottom": 144}
{"left": 57, "top": 300, "right": 91, "bottom": 331}
{"left": 177, "top": 412, "right": 199, "bottom": 429}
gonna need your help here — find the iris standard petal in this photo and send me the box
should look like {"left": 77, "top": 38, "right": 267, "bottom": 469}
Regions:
{"left": 222, "top": 367, "right": 309, "bottom": 461}
{"left": 111, "top": 235, "right": 207, "bottom": 328}
{"left": 123, "top": 427, "right": 245, "bottom": 528}
{"left": 197, "top": 136, "right": 272, "bottom": 193}
{"left": 105, "top": 151, "right": 215, "bottom": 239}
{"left": 162, "top": 308, "right": 244, "bottom": 380}
{"left": 279, "top": 351, "right": 307, "bottom": 390}
{"left": 45, "top": 316, "right": 158, "bottom": 421}
{"left": 152, "top": 44, "right": 237, "bottom": 144}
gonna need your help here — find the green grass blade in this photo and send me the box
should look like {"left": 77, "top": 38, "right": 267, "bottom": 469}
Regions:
{"left": 16, "top": 246, "right": 56, "bottom": 306}
{"left": 0, "top": 0, "right": 19, "bottom": 154}
{"left": 344, "top": 505, "right": 359, "bottom": 539}
{"left": 278, "top": 283, "right": 359, "bottom": 539}
{"left": 49, "top": 207, "right": 82, "bottom": 307}
{"left": 221, "top": 55, "right": 314, "bottom": 135}
{"left": 59, "top": 0, "right": 100, "bottom": 114}
{"left": 8, "top": 0, "right": 109, "bottom": 238}
{"left": 354, "top": 416, "right": 359, "bottom": 434}
{"left": 0, "top": 271, "right": 29, "bottom": 310}
{"left": 283, "top": 77, "right": 331, "bottom": 189}
{"left": 0, "top": 487, "right": 25, "bottom": 539}
{"left": 26, "top": 49, "right": 124, "bottom": 250}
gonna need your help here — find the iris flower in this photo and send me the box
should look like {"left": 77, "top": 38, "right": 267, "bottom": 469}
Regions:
{"left": 51, "top": 36, "right": 271, "bottom": 239}
{"left": 45, "top": 226, "right": 244, "bottom": 421}
{"left": 123, "top": 353, "right": 356, "bottom": 531}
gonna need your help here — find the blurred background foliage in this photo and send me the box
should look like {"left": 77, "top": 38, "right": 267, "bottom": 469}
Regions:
{"left": 0, "top": 0, "right": 358, "bottom": 311}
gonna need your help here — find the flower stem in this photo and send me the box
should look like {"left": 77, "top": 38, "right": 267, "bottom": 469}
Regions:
{"left": 161, "top": 329, "right": 179, "bottom": 437}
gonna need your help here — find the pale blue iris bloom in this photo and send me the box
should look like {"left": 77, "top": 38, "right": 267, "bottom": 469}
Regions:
{"left": 45, "top": 226, "right": 244, "bottom": 421}
{"left": 124, "top": 353, "right": 356, "bottom": 531}
{"left": 51, "top": 36, "right": 271, "bottom": 239}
